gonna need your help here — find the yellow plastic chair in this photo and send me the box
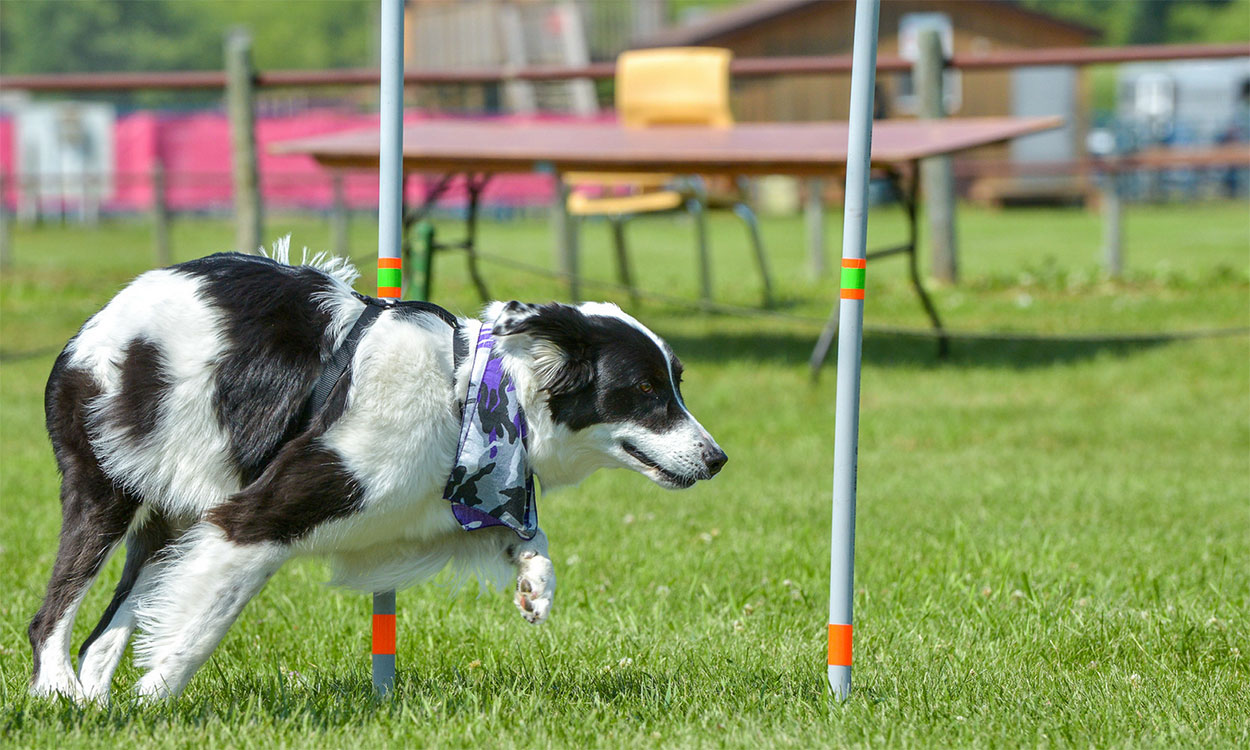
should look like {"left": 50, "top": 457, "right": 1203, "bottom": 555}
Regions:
{"left": 565, "top": 47, "right": 773, "bottom": 307}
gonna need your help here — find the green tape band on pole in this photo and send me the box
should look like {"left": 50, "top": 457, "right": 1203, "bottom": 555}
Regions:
{"left": 378, "top": 268, "right": 402, "bottom": 288}
{"left": 841, "top": 267, "right": 866, "bottom": 290}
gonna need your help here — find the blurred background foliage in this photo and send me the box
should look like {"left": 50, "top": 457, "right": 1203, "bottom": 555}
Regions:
{"left": 0, "top": 0, "right": 376, "bottom": 75}
{"left": 2, "top": 0, "right": 1246, "bottom": 84}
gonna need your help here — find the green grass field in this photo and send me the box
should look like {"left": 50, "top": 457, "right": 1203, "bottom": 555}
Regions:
{"left": 2, "top": 202, "right": 1248, "bottom": 748}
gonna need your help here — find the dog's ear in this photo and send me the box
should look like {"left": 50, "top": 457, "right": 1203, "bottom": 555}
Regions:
{"left": 491, "top": 301, "right": 545, "bottom": 336}
{"left": 491, "top": 302, "right": 594, "bottom": 396}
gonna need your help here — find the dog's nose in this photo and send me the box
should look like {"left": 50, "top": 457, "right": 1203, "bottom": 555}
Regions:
{"left": 702, "top": 445, "right": 728, "bottom": 476}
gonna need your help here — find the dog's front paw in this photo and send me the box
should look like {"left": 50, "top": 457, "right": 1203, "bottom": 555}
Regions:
{"left": 30, "top": 671, "right": 85, "bottom": 704}
{"left": 513, "top": 550, "right": 555, "bottom": 625}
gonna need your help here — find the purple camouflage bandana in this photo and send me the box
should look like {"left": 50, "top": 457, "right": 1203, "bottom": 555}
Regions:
{"left": 443, "top": 319, "right": 537, "bottom": 540}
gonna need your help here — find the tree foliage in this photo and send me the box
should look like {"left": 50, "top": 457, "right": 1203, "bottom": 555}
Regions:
{"left": 0, "top": 0, "right": 376, "bottom": 76}
{"left": 1017, "top": 0, "right": 1249, "bottom": 45}
{"left": 1, "top": 0, "right": 1244, "bottom": 83}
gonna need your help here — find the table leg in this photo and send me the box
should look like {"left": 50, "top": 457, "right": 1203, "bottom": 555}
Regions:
{"left": 899, "top": 168, "right": 948, "bottom": 357}
{"left": 809, "top": 168, "right": 950, "bottom": 378}
{"left": 809, "top": 304, "right": 840, "bottom": 381}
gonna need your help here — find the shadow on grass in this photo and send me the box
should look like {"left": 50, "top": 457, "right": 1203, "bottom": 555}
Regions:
{"left": 6, "top": 323, "right": 1228, "bottom": 372}
{"left": 1, "top": 664, "right": 839, "bottom": 732}
{"left": 663, "top": 329, "right": 1183, "bottom": 371}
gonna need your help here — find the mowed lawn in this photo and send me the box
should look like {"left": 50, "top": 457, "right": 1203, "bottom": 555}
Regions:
{"left": 1, "top": 202, "right": 1247, "bottom": 748}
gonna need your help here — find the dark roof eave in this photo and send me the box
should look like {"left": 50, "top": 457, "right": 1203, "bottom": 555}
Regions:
{"left": 638, "top": 0, "right": 825, "bottom": 48}
{"left": 637, "top": 0, "right": 1099, "bottom": 49}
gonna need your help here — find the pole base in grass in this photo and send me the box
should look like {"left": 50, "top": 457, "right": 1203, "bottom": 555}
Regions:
{"left": 828, "top": 665, "right": 851, "bottom": 701}
{"left": 372, "top": 653, "right": 395, "bottom": 696}
{"left": 372, "top": 589, "right": 396, "bottom": 696}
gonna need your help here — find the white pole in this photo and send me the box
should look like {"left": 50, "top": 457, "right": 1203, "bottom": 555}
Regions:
{"left": 373, "top": 0, "right": 405, "bottom": 696}
{"left": 828, "top": 0, "right": 880, "bottom": 702}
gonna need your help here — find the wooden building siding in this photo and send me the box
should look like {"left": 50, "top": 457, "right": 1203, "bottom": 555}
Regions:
{"left": 657, "top": 0, "right": 1095, "bottom": 170}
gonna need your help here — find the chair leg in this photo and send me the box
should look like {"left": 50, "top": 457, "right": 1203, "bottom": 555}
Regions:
{"left": 567, "top": 213, "right": 582, "bottom": 302}
{"left": 732, "top": 201, "right": 774, "bottom": 308}
{"left": 608, "top": 216, "right": 640, "bottom": 307}
{"left": 400, "top": 221, "right": 415, "bottom": 300}
{"left": 687, "top": 197, "right": 712, "bottom": 305}
{"left": 415, "top": 219, "right": 435, "bottom": 301}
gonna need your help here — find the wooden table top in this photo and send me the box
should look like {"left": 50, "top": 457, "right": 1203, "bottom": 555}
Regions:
{"left": 273, "top": 116, "right": 1065, "bottom": 176}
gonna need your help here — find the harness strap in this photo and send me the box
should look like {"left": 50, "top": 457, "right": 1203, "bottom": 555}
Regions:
{"left": 301, "top": 297, "right": 466, "bottom": 431}
{"left": 302, "top": 301, "right": 384, "bottom": 427}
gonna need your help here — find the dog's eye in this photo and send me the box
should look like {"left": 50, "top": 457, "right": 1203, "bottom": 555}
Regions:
{"left": 638, "top": 381, "right": 654, "bottom": 394}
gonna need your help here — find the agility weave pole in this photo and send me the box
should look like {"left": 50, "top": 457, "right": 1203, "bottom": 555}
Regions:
{"left": 827, "top": 0, "right": 880, "bottom": 701}
{"left": 372, "top": 0, "right": 405, "bottom": 696}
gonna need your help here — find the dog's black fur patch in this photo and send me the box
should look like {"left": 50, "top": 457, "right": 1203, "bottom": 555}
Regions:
{"left": 176, "top": 253, "right": 342, "bottom": 485}
{"left": 177, "top": 255, "right": 460, "bottom": 486}
{"left": 496, "top": 303, "right": 687, "bottom": 433}
{"left": 113, "top": 338, "right": 173, "bottom": 444}
{"left": 206, "top": 439, "right": 363, "bottom": 545}
{"left": 205, "top": 367, "right": 363, "bottom": 544}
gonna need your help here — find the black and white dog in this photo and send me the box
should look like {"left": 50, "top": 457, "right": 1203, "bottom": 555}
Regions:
{"left": 30, "top": 240, "right": 725, "bottom": 701}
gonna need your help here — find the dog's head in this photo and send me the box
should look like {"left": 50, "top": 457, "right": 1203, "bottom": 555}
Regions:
{"left": 490, "top": 301, "right": 726, "bottom": 489}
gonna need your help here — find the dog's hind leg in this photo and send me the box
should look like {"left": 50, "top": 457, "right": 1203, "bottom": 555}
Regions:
{"left": 133, "top": 523, "right": 288, "bottom": 700}
{"left": 76, "top": 512, "right": 179, "bottom": 702}
{"left": 27, "top": 476, "right": 140, "bottom": 700}
{"left": 30, "top": 364, "right": 142, "bottom": 699}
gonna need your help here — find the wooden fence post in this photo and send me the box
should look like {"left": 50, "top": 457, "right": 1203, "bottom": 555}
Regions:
{"left": 806, "top": 177, "right": 828, "bottom": 277}
{"left": 152, "top": 159, "right": 171, "bottom": 266}
{"left": 226, "top": 28, "right": 263, "bottom": 254}
{"left": 0, "top": 170, "right": 11, "bottom": 271}
{"left": 331, "top": 173, "right": 350, "bottom": 258}
{"left": 1102, "top": 172, "right": 1123, "bottom": 277}
{"left": 632, "top": 0, "right": 665, "bottom": 40}
{"left": 916, "top": 28, "right": 958, "bottom": 284}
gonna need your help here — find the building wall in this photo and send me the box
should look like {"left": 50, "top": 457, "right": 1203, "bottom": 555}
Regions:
{"left": 699, "top": 0, "right": 1091, "bottom": 166}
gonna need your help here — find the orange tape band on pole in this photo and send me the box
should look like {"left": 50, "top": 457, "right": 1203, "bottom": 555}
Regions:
{"left": 827, "top": 623, "right": 853, "bottom": 666}
{"left": 372, "top": 613, "right": 396, "bottom": 655}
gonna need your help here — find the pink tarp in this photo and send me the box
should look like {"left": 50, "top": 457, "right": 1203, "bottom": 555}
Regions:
{"left": 1, "top": 109, "right": 580, "bottom": 212}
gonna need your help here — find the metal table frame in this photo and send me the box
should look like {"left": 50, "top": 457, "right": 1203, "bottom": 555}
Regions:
{"left": 401, "top": 172, "right": 493, "bottom": 302}
{"left": 809, "top": 164, "right": 948, "bottom": 372}
{"left": 403, "top": 160, "right": 947, "bottom": 362}
{"left": 277, "top": 117, "right": 1063, "bottom": 358}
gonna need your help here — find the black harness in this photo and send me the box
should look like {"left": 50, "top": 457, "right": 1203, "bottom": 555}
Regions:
{"left": 301, "top": 295, "right": 462, "bottom": 429}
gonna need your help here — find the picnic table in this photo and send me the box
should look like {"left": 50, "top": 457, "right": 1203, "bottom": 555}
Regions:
{"left": 275, "top": 116, "right": 1063, "bottom": 355}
